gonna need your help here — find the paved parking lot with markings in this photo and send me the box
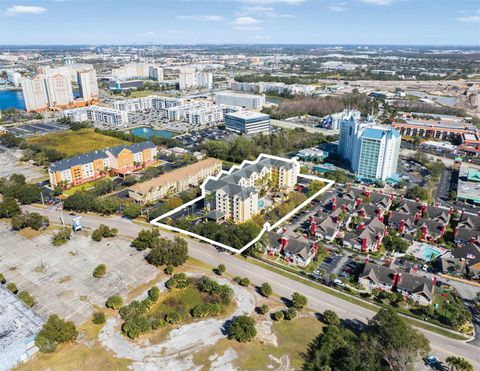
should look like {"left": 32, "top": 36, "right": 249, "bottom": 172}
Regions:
{"left": 0, "top": 222, "right": 158, "bottom": 324}
{"left": 7, "top": 121, "right": 68, "bottom": 138}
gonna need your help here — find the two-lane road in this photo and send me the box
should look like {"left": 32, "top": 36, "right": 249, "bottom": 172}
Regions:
{"left": 22, "top": 205, "right": 480, "bottom": 367}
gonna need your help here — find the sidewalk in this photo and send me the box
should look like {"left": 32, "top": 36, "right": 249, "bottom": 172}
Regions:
{"left": 439, "top": 274, "right": 480, "bottom": 287}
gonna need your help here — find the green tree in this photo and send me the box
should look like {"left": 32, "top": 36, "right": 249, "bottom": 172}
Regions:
{"left": 259, "top": 282, "right": 273, "bottom": 297}
{"left": 258, "top": 304, "right": 269, "bottom": 315}
{"left": 216, "top": 264, "right": 226, "bottom": 275}
{"left": 284, "top": 307, "right": 297, "bottom": 320}
{"left": 446, "top": 356, "right": 474, "bottom": 371}
{"left": 406, "top": 185, "right": 429, "bottom": 201}
{"left": 106, "top": 295, "right": 123, "bottom": 309}
{"left": 0, "top": 273, "right": 5, "bottom": 284}
{"left": 148, "top": 286, "right": 160, "bottom": 302}
{"left": 35, "top": 315, "right": 78, "bottom": 353}
{"left": 146, "top": 237, "right": 188, "bottom": 267}
{"left": 131, "top": 229, "right": 160, "bottom": 251}
{"left": 123, "top": 202, "right": 141, "bottom": 219}
{"left": 227, "top": 315, "right": 257, "bottom": 343}
{"left": 323, "top": 310, "right": 340, "bottom": 326}
{"left": 272, "top": 310, "right": 284, "bottom": 321}
{"left": 6, "top": 282, "right": 18, "bottom": 294}
{"left": 0, "top": 197, "right": 20, "bottom": 218}
{"left": 292, "top": 292, "right": 307, "bottom": 309}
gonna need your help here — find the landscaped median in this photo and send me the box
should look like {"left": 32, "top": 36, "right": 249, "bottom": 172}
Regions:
{"left": 243, "top": 255, "right": 470, "bottom": 341}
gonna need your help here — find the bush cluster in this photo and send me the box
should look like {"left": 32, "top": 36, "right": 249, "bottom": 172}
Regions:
{"left": 11, "top": 212, "right": 49, "bottom": 231}
{"left": 196, "top": 276, "right": 234, "bottom": 305}
{"left": 0, "top": 174, "right": 42, "bottom": 205}
{"left": 166, "top": 273, "right": 191, "bottom": 289}
{"left": 92, "top": 224, "right": 118, "bottom": 242}
{"left": 52, "top": 227, "right": 71, "bottom": 246}
{"left": 191, "top": 303, "right": 221, "bottom": 318}
{"left": 234, "top": 276, "right": 250, "bottom": 287}
{"left": 35, "top": 315, "right": 78, "bottom": 353}
{"left": 93, "top": 264, "right": 107, "bottom": 278}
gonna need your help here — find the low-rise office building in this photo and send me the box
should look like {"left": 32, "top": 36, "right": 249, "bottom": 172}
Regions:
{"left": 128, "top": 158, "right": 222, "bottom": 203}
{"left": 48, "top": 141, "right": 157, "bottom": 188}
{"left": 214, "top": 92, "right": 266, "bottom": 109}
{"left": 224, "top": 111, "right": 271, "bottom": 135}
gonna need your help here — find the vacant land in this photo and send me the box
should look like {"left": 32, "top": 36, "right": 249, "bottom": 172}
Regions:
{"left": 0, "top": 222, "right": 158, "bottom": 324}
{"left": 27, "top": 129, "right": 128, "bottom": 157}
{"left": 0, "top": 147, "right": 45, "bottom": 181}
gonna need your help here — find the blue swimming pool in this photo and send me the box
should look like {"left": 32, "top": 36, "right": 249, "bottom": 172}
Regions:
{"left": 420, "top": 246, "right": 441, "bottom": 261}
{"left": 258, "top": 200, "right": 265, "bottom": 208}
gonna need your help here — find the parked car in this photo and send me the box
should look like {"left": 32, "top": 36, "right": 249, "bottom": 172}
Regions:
{"left": 424, "top": 355, "right": 440, "bottom": 367}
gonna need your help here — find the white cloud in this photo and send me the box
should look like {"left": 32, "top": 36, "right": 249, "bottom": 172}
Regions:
{"left": 236, "top": 5, "right": 294, "bottom": 17}
{"left": 232, "top": 16, "right": 261, "bottom": 25}
{"left": 457, "top": 15, "right": 480, "bottom": 23}
{"left": 329, "top": 4, "right": 347, "bottom": 12}
{"left": 176, "top": 15, "right": 225, "bottom": 21}
{"left": 141, "top": 31, "right": 156, "bottom": 37}
{"left": 4, "top": 5, "right": 47, "bottom": 16}
{"left": 361, "top": 0, "right": 395, "bottom": 5}
{"left": 168, "top": 30, "right": 181, "bottom": 34}
{"left": 235, "top": 26, "right": 263, "bottom": 31}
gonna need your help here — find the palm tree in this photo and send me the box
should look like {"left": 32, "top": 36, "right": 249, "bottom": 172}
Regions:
{"left": 446, "top": 356, "right": 473, "bottom": 371}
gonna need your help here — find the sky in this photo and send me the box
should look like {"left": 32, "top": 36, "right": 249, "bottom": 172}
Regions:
{"left": 0, "top": 0, "right": 479, "bottom": 45}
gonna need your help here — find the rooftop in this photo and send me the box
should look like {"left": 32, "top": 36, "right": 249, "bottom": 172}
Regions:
{"left": 225, "top": 111, "right": 270, "bottom": 120}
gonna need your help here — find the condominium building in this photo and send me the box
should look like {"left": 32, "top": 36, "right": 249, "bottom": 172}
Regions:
{"left": 112, "top": 95, "right": 183, "bottom": 112}
{"left": 224, "top": 111, "right": 271, "bottom": 134}
{"left": 205, "top": 155, "right": 300, "bottom": 223}
{"left": 48, "top": 141, "right": 157, "bottom": 188}
{"left": 111, "top": 63, "right": 163, "bottom": 81}
{"left": 214, "top": 92, "right": 266, "bottom": 109}
{"left": 128, "top": 158, "right": 222, "bottom": 203}
{"left": 37, "top": 63, "right": 94, "bottom": 81}
{"left": 178, "top": 67, "right": 212, "bottom": 90}
{"left": 62, "top": 106, "right": 129, "bottom": 126}
{"left": 228, "top": 81, "right": 315, "bottom": 96}
{"left": 20, "top": 76, "right": 49, "bottom": 112}
{"left": 339, "top": 111, "right": 401, "bottom": 181}
{"left": 77, "top": 69, "right": 99, "bottom": 101}
{"left": 167, "top": 102, "right": 223, "bottom": 125}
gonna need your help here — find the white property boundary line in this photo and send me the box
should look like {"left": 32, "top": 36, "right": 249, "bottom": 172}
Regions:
{"left": 150, "top": 153, "right": 335, "bottom": 254}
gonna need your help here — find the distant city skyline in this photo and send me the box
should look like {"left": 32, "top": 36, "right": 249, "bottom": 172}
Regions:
{"left": 0, "top": 0, "right": 479, "bottom": 46}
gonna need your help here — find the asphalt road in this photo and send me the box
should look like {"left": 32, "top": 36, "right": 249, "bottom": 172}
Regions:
{"left": 23, "top": 205, "right": 480, "bottom": 367}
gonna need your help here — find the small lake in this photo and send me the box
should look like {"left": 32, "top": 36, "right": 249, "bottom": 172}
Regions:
{"left": 131, "top": 127, "right": 176, "bottom": 139}
{"left": 0, "top": 89, "right": 25, "bottom": 110}
{"left": 406, "top": 90, "right": 458, "bottom": 107}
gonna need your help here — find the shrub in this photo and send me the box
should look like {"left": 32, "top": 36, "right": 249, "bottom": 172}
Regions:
{"left": 284, "top": 307, "right": 297, "bottom": 320}
{"left": 92, "top": 312, "right": 106, "bottom": 325}
{"left": 131, "top": 229, "right": 159, "bottom": 251}
{"left": 259, "top": 282, "right": 272, "bottom": 297}
{"left": 272, "top": 311, "right": 284, "bottom": 321}
{"left": 191, "top": 303, "right": 222, "bottom": 318}
{"left": 165, "top": 311, "right": 182, "bottom": 324}
{"left": 10, "top": 212, "right": 49, "bottom": 231}
{"left": 216, "top": 264, "right": 226, "bottom": 275}
{"left": 122, "top": 315, "right": 151, "bottom": 339}
{"left": 52, "top": 227, "right": 71, "bottom": 246}
{"left": 18, "top": 291, "right": 35, "bottom": 307}
{"left": 227, "top": 315, "right": 257, "bottom": 343}
{"left": 291, "top": 292, "right": 307, "bottom": 309}
{"left": 6, "top": 282, "right": 18, "bottom": 294}
{"left": 258, "top": 304, "right": 269, "bottom": 315}
{"left": 92, "top": 223, "right": 118, "bottom": 242}
{"left": 166, "top": 273, "right": 190, "bottom": 289}
{"left": 236, "top": 277, "right": 250, "bottom": 287}
{"left": 148, "top": 286, "right": 160, "bottom": 302}
{"left": 150, "top": 318, "right": 166, "bottom": 330}
{"left": 165, "top": 264, "right": 174, "bottom": 275}
{"left": 93, "top": 264, "right": 107, "bottom": 278}
{"left": 123, "top": 202, "right": 141, "bottom": 219}
{"left": 146, "top": 236, "right": 188, "bottom": 267}
{"left": 106, "top": 295, "right": 123, "bottom": 309}
{"left": 35, "top": 315, "right": 78, "bottom": 353}
{"left": 0, "top": 273, "right": 5, "bottom": 284}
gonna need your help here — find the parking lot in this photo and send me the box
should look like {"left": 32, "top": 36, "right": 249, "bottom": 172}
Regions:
{"left": 175, "top": 127, "right": 235, "bottom": 150}
{"left": 312, "top": 251, "right": 360, "bottom": 284}
{"left": 0, "top": 223, "right": 158, "bottom": 324}
{"left": 0, "top": 146, "right": 45, "bottom": 181}
{"left": 7, "top": 121, "right": 68, "bottom": 138}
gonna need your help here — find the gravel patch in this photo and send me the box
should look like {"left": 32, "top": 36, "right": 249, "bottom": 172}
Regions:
{"left": 210, "top": 348, "right": 238, "bottom": 371}
{"left": 99, "top": 275, "right": 256, "bottom": 370}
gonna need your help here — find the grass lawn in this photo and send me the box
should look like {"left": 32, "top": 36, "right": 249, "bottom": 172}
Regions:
{"left": 62, "top": 176, "right": 112, "bottom": 197}
{"left": 15, "top": 315, "right": 131, "bottom": 371}
{"left": 192, "top": 316, "right": 323, "bottom": 370}
{"left": 27, "top": 129, "right": 128, "bottom": 157}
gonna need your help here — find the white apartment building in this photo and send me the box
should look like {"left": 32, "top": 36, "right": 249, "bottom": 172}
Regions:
{"left": 20, "top": 76, "right": 49, "bottom": 112}
{"left": 77, "top": 69, "right": 99, "bottom": 101}
{"left": 63, "top": 106, "right": 128, "bottom": 126}
{"left": 228, "top": 81, "right": 315, "bottom": 96}
{"left": 167, "top": 102, "right": 222, "bottom": 124}
{"left": 178, "top": 67, "right": 213, "bottom": 90}
{"left": 214, "top": 92, "right": 266, "bottom": 109}
{"left": 21, "top": 74, "right": 73, "bottom": 112}
{"left": 111, "top": 95, "right": 183, "bottom": 112}
{"left": 6, "top": 70, "right": 21, "bottom": 87}
{"left": 111, "top": 63, "right": 163, "bottom": 81}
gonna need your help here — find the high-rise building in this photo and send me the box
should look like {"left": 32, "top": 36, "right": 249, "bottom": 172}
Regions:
{"left": 20, "top": 76, "right": 49, "bottom": 112}
{"left": 178, "top": 67, "right": 212, "bottom": 90}
{"left": 44, "top": 74, "right": 74, "bottom": 107}
{"left": 111, "top": 63, "right": 163, "bottom": 80}
{"left": 77, "top": 69, "right": 99, "bottom": 101}
{"left": 6, "top": 70, "right": 21, "bottom": 87}
{"left": 338, "top": 112, "right": 401, "bottom": 181}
